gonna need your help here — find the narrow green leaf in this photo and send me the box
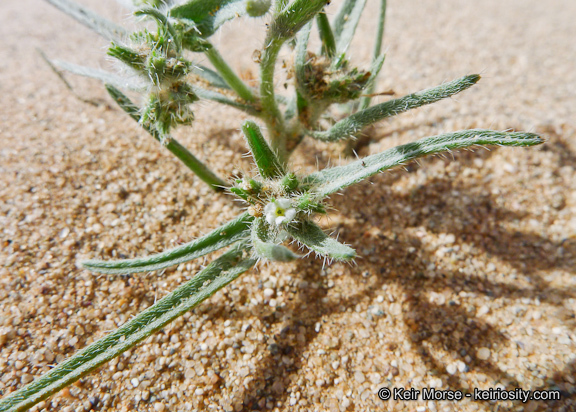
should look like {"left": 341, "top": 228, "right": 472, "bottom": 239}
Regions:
{"left": 105, "top": 85, "right": 228, "bottom": 190}
{"left": 170, "top": 0, "right": 247, "bottom": 38}
{"left": 304, "top": 129, "right": 544, "bottom": 199}
{"left": 107, "top": 43, "right": 146, "bottom": 72}
{"left": 359, "top": 0, "right": 387, "bottom": 110}
{"left": 269, "top": 0, "right": 330, "bottom": 41}
{"left": 105, "top": 84, "right": 141, "bottom": 122}
{"left": 287, "top": 220, "right": 356, "bottom": 260}
{"left": 0, "top": 244, "right": 255, "bottom": 412}
{"left": 45, "top": 0, "right": 127, "bottom": 41}
{"left": 308, "top": 74, "right": 481, "bottom": 142}
{"left": 164, "top": 139, "right": 230, "bottom": 189}
{"left": 241, "top": 120, "right": 286, "bottom": 179}
{"left": 83, "top": 212, "right": 253, "bottom": 274}
{"left": 190, "top": 64, "right": 230, "bottom": 89}
{"left": 38, "top": 49, "right": 100, "bottom": 106}
{"left": 316, "top": 11, "right": 336, "bottom": 58}
{"left": 332, "top": 0, "right": 367, "bottom": 55}
{"left": 192, "top": 86, "right": 260, "bottom": 116}
{"left": 251, "top": 218, "right": 299, "bottom": 261}
{"left": 294, "top": 21, "right": 312, "bottom": 100}
{"left": 204, "top": 45, "right": 256, "bottom": 102}
{"left": 54, "top": 60, "right": 148, "bottom": 91}
{"left": 364, "top": 53, "right": 386, "bottom": 96}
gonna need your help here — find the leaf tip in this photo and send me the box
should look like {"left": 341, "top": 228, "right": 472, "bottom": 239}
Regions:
{"left": 467, "top": 74, "right": 481, "bottom": 84}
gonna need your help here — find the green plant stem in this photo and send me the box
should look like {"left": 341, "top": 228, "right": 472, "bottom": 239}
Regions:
{"left": 205, "top": 45, "right": 256, "bottom": 103}
{"left": 259, "top": 36, "right": 286, "bottom": 157}
{"left": 360, "top": 0, "right": 386, "bottom": 110}
{"left": 105, "top": 85, "right": 228, "bottom": 190}
{"left": 166, "top": 139, "right": 228, "bottom": 189}
{"left": 192, "top": 86, "right": 261, "bottom": 116}
{"left": 261, "top": 0, "right": 329, "bottom": 160}
{"left": 316, "top": 11, "right": 336, "bottom": 58}
{"left": 0, "top": 244, "right": 256, "bottom": 412}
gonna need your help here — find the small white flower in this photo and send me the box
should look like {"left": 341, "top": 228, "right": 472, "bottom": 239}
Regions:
{"left": 264, "top": 198, "right": 296, "bottom": 226}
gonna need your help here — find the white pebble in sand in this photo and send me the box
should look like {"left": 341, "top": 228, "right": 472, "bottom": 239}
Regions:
{"left": 354, "top": 371, "right": 365, "bottom": 384}
{"left": 477, "top": 305, "right": 490, "bottom": 317}
{"left": 477, "top": 347, "right": 491, "bottom": 360}
{"left": 263, "top": 288, "right": 275, "bottom": 298}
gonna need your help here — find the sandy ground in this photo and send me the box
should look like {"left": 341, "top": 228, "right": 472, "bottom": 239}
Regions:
{"left": 1, "top": 0, "right": 576, "bottom": 411}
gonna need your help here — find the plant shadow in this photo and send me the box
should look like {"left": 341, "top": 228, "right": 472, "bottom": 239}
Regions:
{"left": 209, "top": 132, "right": 576, "bottom": 410}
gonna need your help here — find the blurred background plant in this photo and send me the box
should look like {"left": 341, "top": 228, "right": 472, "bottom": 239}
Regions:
{"left": 0, "top": 1, "right": 544, "bottom": 410}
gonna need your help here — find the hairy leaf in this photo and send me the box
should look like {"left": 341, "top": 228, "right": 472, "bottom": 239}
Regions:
{"left": 304, "top": 129, "right": 544, "bottom": 199}
{"left": 83, "top": 213, "right": 253, "bottom": 274}
{"left": 308, "top": 74, "right": 481, "bottom": 142}
{"left": 294, "top": 21, "right": 312, "bottom": 101}
{"left": 105, "top": 85, "right": 228, "bottom": 189}
{"left": 192, "top": 87, "right": 260, "bottom": 116}
{"left": 251, "top": 218, "right": 299, "bottom": 261}
{"left": 270, "top": 0, "right": 330, "bottom": 40}
{"left": 364, "top": 53, "right": 386, "bottom": 94}
{"left": 170, "top": 0, "right": 247, "bottom": 38}
{"left": 241, "top": 120, "right": 286, "bottom": 178}
{"left": 359, "top": 0, "right": 387, "bottom": 110}
{"left": 287, "top": 220, "right": 356, "bottom": 260}
{"left": 316, "top": 11, "right": 336, "bottom": 57}
{"left": 0, "top": 244, "right": 255, "bottom": 412}
{"left": 332, "top": 0, "right": 367, "bottom": 55}
{"left": 45, "top": 0, "right": 127, "bottom": 41}
{"left": 54, "top": 60, "right": 147, "bottom": 91}
{"left": 190, "top": 64, "right": 230, "bottom": 89}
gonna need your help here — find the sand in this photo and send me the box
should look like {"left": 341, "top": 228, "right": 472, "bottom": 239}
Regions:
{"left": 1, "top": 0, "right": 575, "bottom": 411}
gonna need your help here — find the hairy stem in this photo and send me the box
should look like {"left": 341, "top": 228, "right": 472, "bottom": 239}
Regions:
{"left": 259, "top": 37, "right": 286, "bottom": 157}
{"left": 167, "top": 139, "right": 228, "bottom": 189}
{"left": 205, "top": 45, "right": 256, "bottom": 103}
{"left": 105, "top": 85, "right": 228, "bottom": 190}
